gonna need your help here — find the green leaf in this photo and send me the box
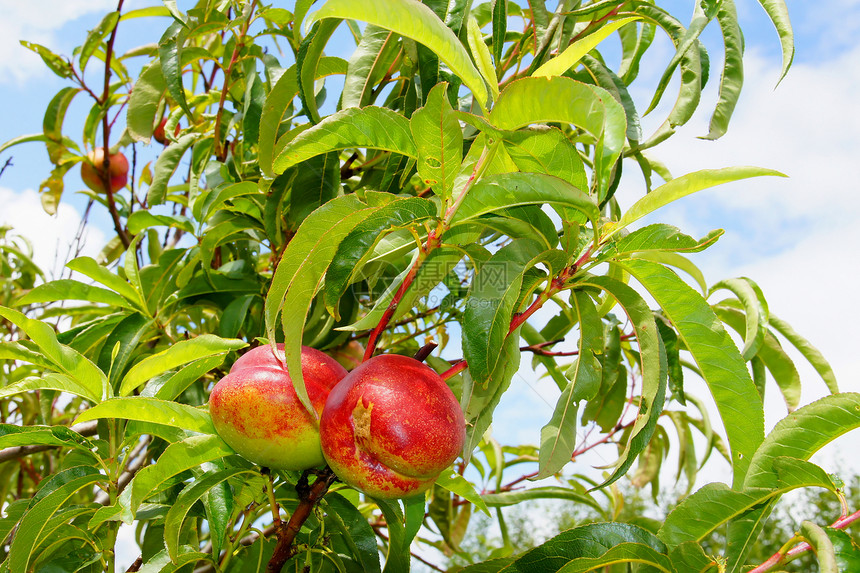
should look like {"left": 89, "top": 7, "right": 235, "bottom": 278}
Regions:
{"left": 158, "top": 21, "right": 191, "bottom": 117}
{"left": 715, "top": 305, "right": 800, "bottom": 412}
{"left": 194, "top": 181, "right": 258, "bottom": 223}
{"left": 622, "top": 260, "right": 763, "bottom": 488}
{"left": 258, "top": 64, "right": 298, "bottom": 177}
{"left": 577, "top": 276, "right": 665, "bottom": 489}
{"left": 342, "top": 25, "right": 400, "bottom": 109}
{"left": 463, "top": 240, "right": 551, "bottom": 385}
{"left": 0, "top": 133, "right": 51, "bottom": 155}
{"left": 265, "top": 194, "right": 387, "bottom": 417}
{"left": 75, "top": 397, "right": 215, "bottom": 434}
{"left": 757, "top": 0, "right": 794, "bottom": 82}
{"left": 537, "top": 291, "right": 603, "bottom": 479}
{"left": 605, "top": 224, "right": 723, "bottom": 258}
{"left": 769, "top": 314, "right": 839, "bottom": 394}
{"left": 533, "top": 17, "right": 641, "bottom": 78}
{"left": 324, "top": 197, "right": 437, "bottom": 315}
{"left": 703, "top": 0, "right": 743, "bottom": 140}
{"left": 481, "top": 486, "right": 603, "bottom": 514}
{"left": 273, "top": 107, "right": 416, "bottom": 174}
{"left": 144, "top": 355, "right": 225, "bottom": 401}
{"left": 659, "top": 457, "right": 837, "bottom": 549}
{"left": 435, "top": 471, "right": 491, "bottom": 516}
{"left": 710, "top": 277, "right": 769, "bottom": 360}
{"left": 556, "top": 543, "right": 674, "bottom": 572}
{"left": 115, "top": 434, "right": 234, "bottom": 522}
{"left": 489, "top": 77, "right": 626, "bottom": 198}
{"left": 9, "top": 472, "right": 104, "bottom": 573}
{"left": 502, "top": 127, "right": 588, "bottom": 193}
{"left": 450, "top": 172, "right": 599, "bottom": 238}
{"left": 19, "top": 41, "right": 73, "bottom": 79}
{"left": 120, "top": 334, "right": 246, "bottom": 396}
{"left": 164, "top": 468, "right": 254, "bottom": 561}
{"left": 727, "top": 393, "right": 860, "bottom": 571}
{"left": 0, "top": 423, "right": 95, "bottom": 451}
{"left": 307, "top": 0, "right": 489, "bottom": 109}
{"left": 608, "top": 167, "right": 786, "bottom": 240}
{"left": 66, "top": 256, "right": 141, "bottom": 305}
{"left": 0, "top": 373, "right": 102, "bottom": 404}
{"left": 127, "top": 211, "right": 194, "bottom": 235}
{"left": 126, "top": 61, "right": 167, "bottom": 143}
{"left": 0, "top": 306, "right": 108, "bottom": 401}
{"left": 466, "top": 16, "right": 499, "bottom": 102}
{"left": 462, "top": 335, "right": 522, "bottom": 463}
{"left": 410, "top": 83, "right": 463, "bottom": 200}
{"left": 80, "top": 11, "right": 119, "bottom": 71}
{"left": 499, "top": 522, "right": 667, "bottom": 573}
{"left": 324, "top": 492, "right": 383, "bottom": 573}
{"left": 43, "top": 87, "right": 81, "bottom": 143}
{"left": 147, "top": 133, "right": 197, "bottom": 205}
{"left": 16, "top": 279, "right": 135, "bottom": 309}
{"left": 801, "top": 521, "right": 838, "bottom": 573}
{"left": 297, "top": 19, "right": 341, "bottom": 124}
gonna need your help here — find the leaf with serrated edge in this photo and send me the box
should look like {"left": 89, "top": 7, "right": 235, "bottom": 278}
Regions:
{"left": 608, "top": 167, "right": 785, "bottom": 240}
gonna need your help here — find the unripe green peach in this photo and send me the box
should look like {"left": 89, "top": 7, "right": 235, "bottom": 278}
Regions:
{"left": 80, "top": 147, "right": 128, "bottom": 194}
{"left": 320, "top": 354, "right": 465, "bottom": 499}
{"left": 209, "top": 344, "right": 347, "bottom": 470}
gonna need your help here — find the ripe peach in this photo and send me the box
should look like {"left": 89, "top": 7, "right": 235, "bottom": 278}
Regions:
{"left": 320, "top": 354, "right": 465, "bottom": 499}
{"left": 80, "top": 147, "right": 128, "bottom": 194}
{"left": 209, "top": 344, "right": 348, "bottom": 470}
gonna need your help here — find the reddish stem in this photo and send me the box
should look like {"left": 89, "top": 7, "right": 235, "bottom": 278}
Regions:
{"left": 266, "top": 468, "right": 337, "bottom": 573}
{"left": 440, "top": 360, "right": 468, "bottom": 381}
{"left": 748, "top": 508, "right": 860, "bottom": 573}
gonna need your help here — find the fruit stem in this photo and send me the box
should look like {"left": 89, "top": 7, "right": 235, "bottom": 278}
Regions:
{"left": 413, "top": 342, "right": 438, "bottom": 363}
{"left": 266, "top": 467, "right": 337, "bottom": 572}
{"left": 440, "top": 360, "right": 468, "bottom": 381}
{"left": 262, "top": 467, "right": 281, "bottom": 526}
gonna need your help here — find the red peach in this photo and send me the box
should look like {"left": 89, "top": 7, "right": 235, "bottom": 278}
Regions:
{"left": 209, "top": 344, "right": 348, "bottom": 470}
{"left": 320, "top": 354, "right": 465, "bottom": 499}
{"left": 80, "top": 147, "right": 128, "bottom": 194}
{"left": 153, "top": 117, "right": 181, "bottom": 145}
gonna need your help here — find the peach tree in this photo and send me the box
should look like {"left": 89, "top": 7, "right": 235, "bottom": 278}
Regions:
{"left": 1, "top": 0, "right": 857, "bottom": 571}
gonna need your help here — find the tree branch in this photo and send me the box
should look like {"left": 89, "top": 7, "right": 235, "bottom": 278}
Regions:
{"left": 266, "top": 467, "right": 337, "bottom": 572}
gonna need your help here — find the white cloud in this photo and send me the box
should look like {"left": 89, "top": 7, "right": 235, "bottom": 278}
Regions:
{"left": 0, "top": 186, "right": 106, "bottom": 278}
{"left": 0, "top": 0, "right": 121, "bottom": 84}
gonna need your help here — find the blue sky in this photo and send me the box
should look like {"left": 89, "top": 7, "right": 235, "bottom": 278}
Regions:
{"left": 1, "top": 0, "right": 859, "bottom": 544}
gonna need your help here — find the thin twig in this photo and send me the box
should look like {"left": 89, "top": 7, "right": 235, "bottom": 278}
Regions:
{"left": 0, "top": 421, "right": 98, "bottom": 464}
